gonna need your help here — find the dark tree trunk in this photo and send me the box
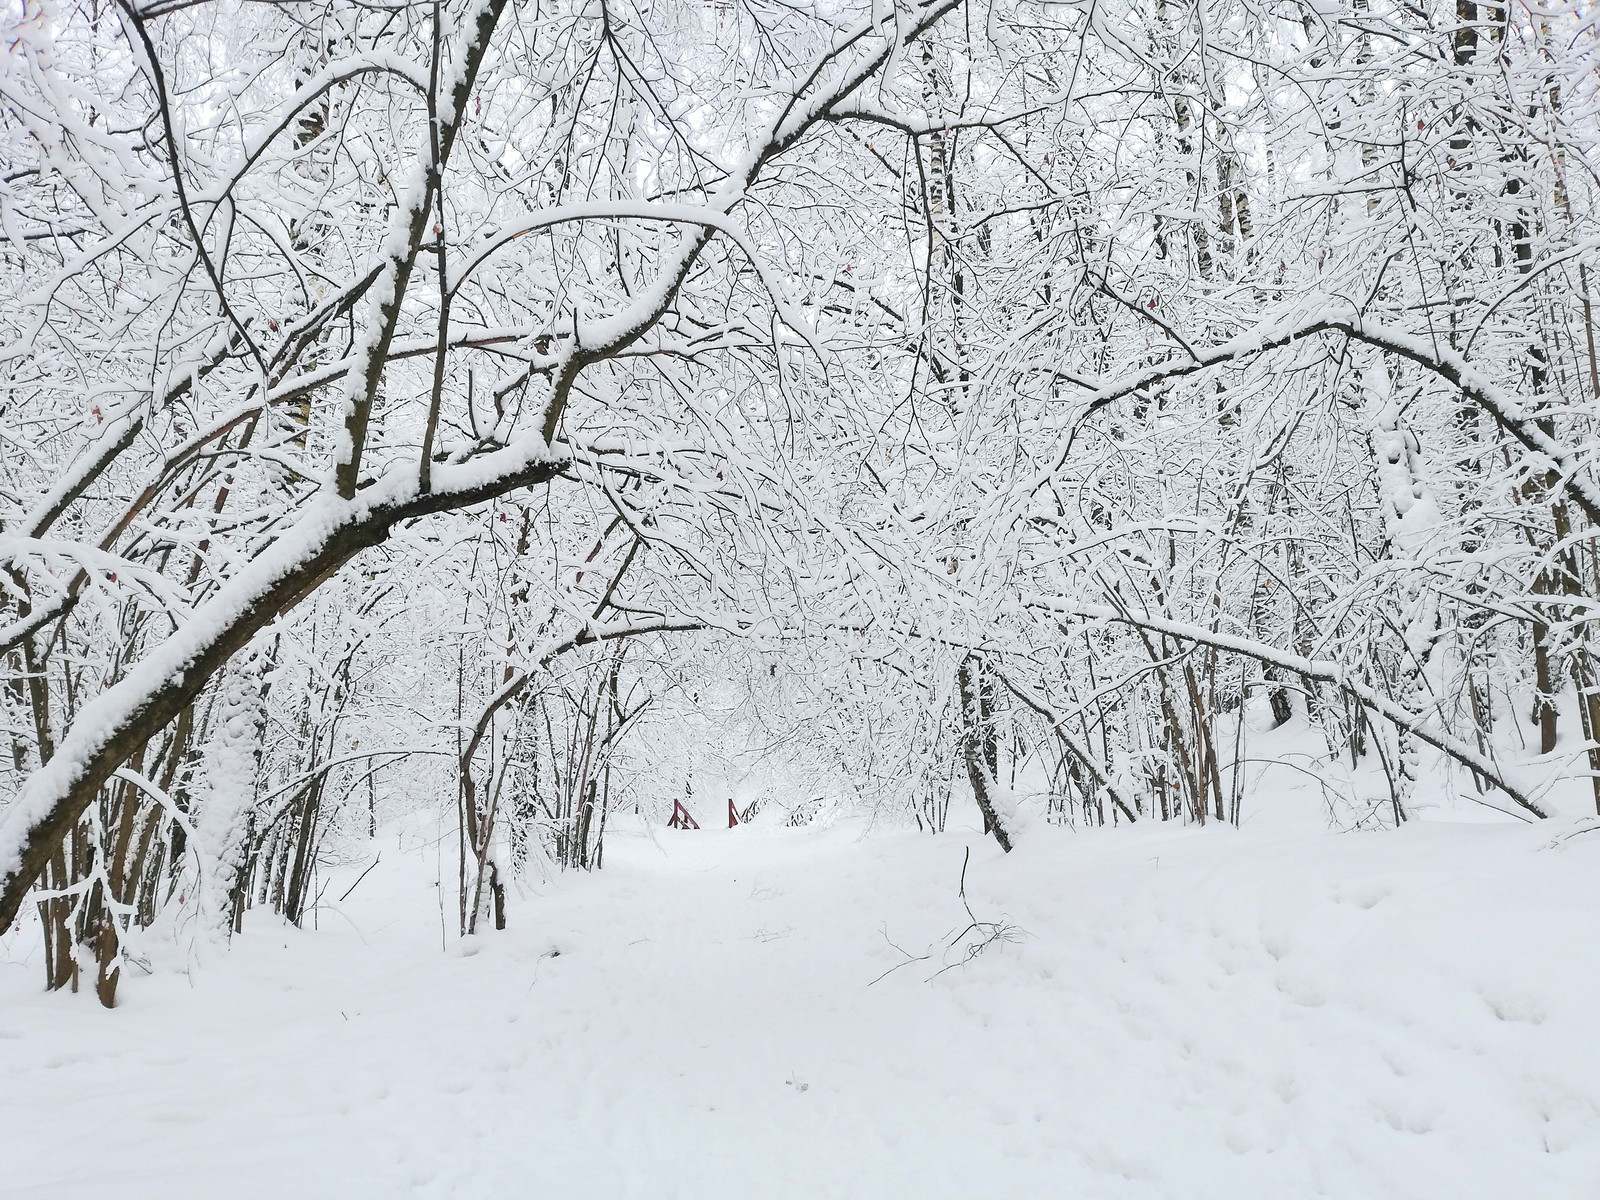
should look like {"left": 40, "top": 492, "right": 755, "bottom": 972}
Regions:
{"left": 958, "top": 655, "right": 1012, "bottom": 853}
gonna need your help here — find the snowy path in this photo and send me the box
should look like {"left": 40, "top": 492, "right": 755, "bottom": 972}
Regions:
{"left": 3, "top": 817, "right": 1600, "bottom": 1198}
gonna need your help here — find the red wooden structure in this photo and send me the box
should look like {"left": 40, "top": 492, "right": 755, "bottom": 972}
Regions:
{"left": 728, "top": 799, "right": 740, "bottom": 828}
{"left": 668, "top": 799, "right": 699, "bottom": 829}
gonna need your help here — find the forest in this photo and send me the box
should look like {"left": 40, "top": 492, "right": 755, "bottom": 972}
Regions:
{"left": 1, "top": 0, "right": 1598, "bottom": 1193}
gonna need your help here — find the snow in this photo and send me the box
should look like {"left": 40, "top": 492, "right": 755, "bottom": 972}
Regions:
{"left": 0, "top": 428, "right": 556, "bottom": 886}
{"left": 1015, "top": 592, "right": 1549, "bottom": 820}
{"left": 4, "top": 811, "right": 1599, "bottom": 1198}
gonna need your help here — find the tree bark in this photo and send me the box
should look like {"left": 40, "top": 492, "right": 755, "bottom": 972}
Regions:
{"left": 958, "top": 655, "right": 1013, "bottom": 852}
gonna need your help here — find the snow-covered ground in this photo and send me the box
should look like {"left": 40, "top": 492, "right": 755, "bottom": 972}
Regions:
{"left": 3, "top": 811, "right": 1599, "bottom": 1198}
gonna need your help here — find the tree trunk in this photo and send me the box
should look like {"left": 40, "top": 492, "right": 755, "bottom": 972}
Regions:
{"left": 958, "top": 655, "right": 1012, "bottom": 852}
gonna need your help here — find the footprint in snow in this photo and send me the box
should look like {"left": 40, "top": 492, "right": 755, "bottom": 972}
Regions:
{"left": 1334, "top": 881, "right": 1391, "bottom": 910}
{"left": 1480, "top": 988, "right": 1547, "bottom": 1025}
{"left": 1274, "top": 972, "right": 1327, "bottom": 1008}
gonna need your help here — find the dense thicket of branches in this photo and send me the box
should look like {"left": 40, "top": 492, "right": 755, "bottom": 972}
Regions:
{"left": 1, "top": 0, "right": 1595, "bottom": 1003}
